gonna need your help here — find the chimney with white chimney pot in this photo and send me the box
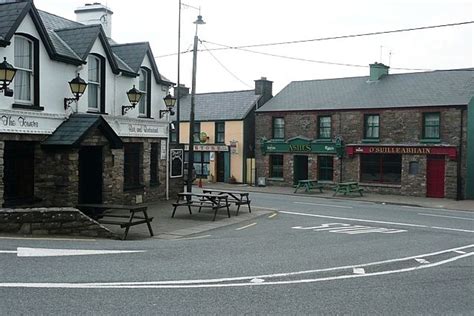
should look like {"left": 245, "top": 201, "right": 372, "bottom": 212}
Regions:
{"left": 75, "top": 3, "right": 113, "bottom": 38}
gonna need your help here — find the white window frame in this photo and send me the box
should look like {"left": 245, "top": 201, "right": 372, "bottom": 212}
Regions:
{"left": 14, "top": 36, "right": 33, "bottom": 104}
{"left": 138, "top": 68, "right": 148, "bottom": 116}
{"left": 88, "top": 55, "right": 101, "bottom": 111}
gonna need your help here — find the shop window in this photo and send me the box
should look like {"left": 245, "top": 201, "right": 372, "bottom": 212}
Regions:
{"left": 423, "top": 112, "right": 440, "bottom": 139}
{"left": 317, "top": 116, "right": 331, "bottom": 139}
{"left": 124, "top": 143, "right": 142, "bottom": 190}
{"left": 364, "top": 114, "right": 379, "bottom": 139}
{"left": 138, "top": 67, "right": 151, "bottom": 117}
{"left": 273, "top": 117, "right": 285, "bottom": 139}
{"left": 318, "top": 156, "right": 334, "bottom": 181}
{"left": 150, "top": 143, "right": 160, "bottom": 186}
{"left": 270, "top": 154, "right": 283, "bottom": 178}
{"left": 360, "top": 154, "right": 401, "bottom": 184}
{"left": 216, "top": 121, "right": 225, "bottom": 143}
{"left": 193, "top": 122, "right": 201, "bottom": 143}
{"left": 185, "top": 152, "right": 209, "bottom": 178}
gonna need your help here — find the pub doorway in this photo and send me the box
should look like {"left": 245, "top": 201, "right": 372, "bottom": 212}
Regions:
{"left": 3, "top": 141, "right": 35, "bottom": 207}
{"left": 426, "top": 155, "right": 445, "bottom": 198}
{"left": 79, "top": 146, "right": 103, "bottom": 204}
{"left": 293, "top": 155, "right": 308, "bottom": 185}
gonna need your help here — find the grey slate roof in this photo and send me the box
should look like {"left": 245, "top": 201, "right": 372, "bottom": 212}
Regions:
{"left": 258, "top": 69, "right": 474, "bottom": 112}
{"left": 111, "top": 42, "right": 149, "bottom": 73}
{"left": 55, "top": 25, "right": 103, "bottom": 60}
{"left": 0, "top": 1, "right": 29, "bottom": 44}
{"left": 174, "top": 90, "right": 261, "bottom": 121}
{"left": 42, "top": 114, "right": 122, "bottom": 148}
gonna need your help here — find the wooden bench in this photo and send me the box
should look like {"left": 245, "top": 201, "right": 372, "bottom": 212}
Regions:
{"left": 333, "top": 182, "right": 364, "bottom": 197}
{"left": 202, "top": 189, "right": 251, "bottom": 215}
{"left": 76, "top": 204, "right": 153, "bottom": 240}
{"left": 294, "top": 179, "right": 324, "bottom": 193}
{"left": 172, "top": 192, "right": 231, "bottom": 221}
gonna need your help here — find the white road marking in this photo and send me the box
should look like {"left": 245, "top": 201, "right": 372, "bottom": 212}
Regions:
{"left": 401, "top": 206, "right": 474, "bottom": 215}
{"left": 353, "top": 268, "right": 365, "bottom": 274}
{"left": 418, "top": 213, "right": 474, "bottom": 221}
{"left": 294, "top": 202, "right": 353, "bottom": 209}
{"left": 250, "top": 278, "right": 265, "bottom": 283}
{"left": 253, "top": 206, "right": 279, "bottom": 211}
{"left": 1, "top": 248, "right": 472, "bottom": 289}
{"left": 282, "top": 211, "right": 426, "bottom": 228}
{"left": 281, "top": 210, "right": 474, "bottom": 233}
{"left": 415, "top": 258, "right": 430, "bottom": 264}
{"left": 293, "top": 223, "right": 406, "bottom": 234}
{"left": 454, "top": 250, "right": 466, "bottom": 254}
{"left": 0, "top": 247, "right": 145, "bottom": 257}
{"left": 268, "top": 213, "right": 278, "bottom": 219}
{"left": 236, "top": 223, "right": 257, "bottom": 231}
{"left": 0, "top": 236, "right": 96, "bottom": 242}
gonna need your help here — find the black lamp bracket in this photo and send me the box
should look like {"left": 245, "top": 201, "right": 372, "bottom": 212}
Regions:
{"left": 159, "top": 109, "right": 175, "bottom": 118}
{"left": 122, "top": 104, "right": 136, "bottom": 115}
{"left": 64, "top": 97, "right": 77, "bottom": 110}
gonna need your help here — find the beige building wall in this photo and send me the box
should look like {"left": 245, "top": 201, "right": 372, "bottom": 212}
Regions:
{"left": 178, "top": 120, "right": 246, "bottom": 183}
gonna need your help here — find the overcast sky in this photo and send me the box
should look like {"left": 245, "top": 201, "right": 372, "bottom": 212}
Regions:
{"left": 35, "top": 0, "right": 473, "bottom": 94}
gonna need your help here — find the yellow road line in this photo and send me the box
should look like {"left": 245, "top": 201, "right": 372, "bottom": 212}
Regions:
{"left": 236, "top": 223, "right": 257, "bottom": 231}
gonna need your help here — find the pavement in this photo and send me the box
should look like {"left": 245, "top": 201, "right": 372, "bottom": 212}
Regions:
{"left": 110, "top": 182, "right": 474, "bottom": 240}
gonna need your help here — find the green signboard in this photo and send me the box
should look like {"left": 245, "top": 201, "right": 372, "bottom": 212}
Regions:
{"left": 261, "top": 137, "right": 337, "bottom": 155}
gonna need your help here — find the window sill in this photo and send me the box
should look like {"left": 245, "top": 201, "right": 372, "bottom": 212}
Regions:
{"left": 124, "top": 184, "right": 145, "bottom": 192}
{"left": 420, "top": 139, "right": 441, "bottom": 144}
{"left": 362, "top": 139, "right": 380, "bottom": 143}
{"left": 12, "top": 103, "right": 44, "bottom": 111}
{"left": 86, "top": 111, "right": 108, "bottom": 115}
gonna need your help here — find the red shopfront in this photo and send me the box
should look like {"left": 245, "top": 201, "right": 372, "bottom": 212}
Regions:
{"left": 346, "top": 145, "right": 457, "bottom": 198}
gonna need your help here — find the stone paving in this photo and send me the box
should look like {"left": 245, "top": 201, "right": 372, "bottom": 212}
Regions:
{"left": 110, "top": 183, "right": 474, "bottom": 240}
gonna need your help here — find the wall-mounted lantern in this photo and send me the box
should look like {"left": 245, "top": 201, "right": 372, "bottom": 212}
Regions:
{"left": 121, "top": 85, "right": 143, "bottom": 115}
{"left": 64, "top": 74, "right": 88, "bottom": 110}
{"left": 160, "top": 93, "right": 176, "bottom": 118}
{"left": 0, "top": 57, "right": 17, "bottom": 97}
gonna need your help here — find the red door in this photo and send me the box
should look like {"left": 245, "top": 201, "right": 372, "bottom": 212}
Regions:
{"left": 426, "top": 156, "right": 445, "bottom": 198}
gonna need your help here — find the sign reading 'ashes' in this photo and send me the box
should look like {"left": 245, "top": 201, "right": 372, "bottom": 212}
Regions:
{"left": 262, "top": 137, "right": 337, "bottom": 155}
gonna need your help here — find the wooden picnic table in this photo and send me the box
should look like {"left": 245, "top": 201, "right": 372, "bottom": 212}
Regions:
{"left": 76, "top": 203, "right": 153, "bottom": 240}
{"left": 333, "top": 182, "right": 364, "bottom": 197}
{"left": 294, "top": 179, "right": 324, "bottom": 193}
{"left": 202, "top": 189, "right": 252, "bottom": 215}
{"left": 172, "top": 192, "right": 231, "bottom": 221}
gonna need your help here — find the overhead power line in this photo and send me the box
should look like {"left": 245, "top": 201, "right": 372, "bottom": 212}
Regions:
{"left": 156, "top": 20, "right": 473, "bottom": 58}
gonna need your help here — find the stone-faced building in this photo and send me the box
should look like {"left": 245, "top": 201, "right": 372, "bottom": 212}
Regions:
{"left": 172, "top": 77, "right": 273, "bottom": 184}
{"left": 0, "top": 1, "right": 178, "bottom": 208}
{"left": 256, "top": 64, "right": 474, "bottom": 199}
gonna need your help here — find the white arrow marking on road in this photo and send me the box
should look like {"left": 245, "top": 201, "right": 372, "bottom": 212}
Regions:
{"left": 353, "top": 268, "right": 365, "bottom": 275}
{"left": 415, "top": 258, "right": 430, "bottom": 264}
{"left": 0, "top": 247, "right": 145, "bottom": 257}
{"left": 250, "top": 278, "right": 265, "bottom": 283}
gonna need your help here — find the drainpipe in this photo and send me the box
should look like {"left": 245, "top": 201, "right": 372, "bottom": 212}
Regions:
{"left": 456, "top": 108, "right": 464, "bottom": 200}
{"left": 166, "top": 112, "right": 170, "bottom": 200}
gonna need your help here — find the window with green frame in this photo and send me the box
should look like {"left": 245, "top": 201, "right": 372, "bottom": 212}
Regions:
{"left": 364, "top": 114, "right": 380, "bottom": 139}
{"left": 318, "top": 156, "right": 334, "bottom": 181}
{"left": 193, "top": 122, "right": 201, "bottom": 143}
{"left": 423, "top": 112, "right": 440, "bottom": 139}
{"left": 318, "top": 116, "right": 331, "bottom": 139}
{"left": 270, "top": 154, "right": 283, "bottom": 178}
{"left": 215, "top": 121, "right": 225, "bottom": 143}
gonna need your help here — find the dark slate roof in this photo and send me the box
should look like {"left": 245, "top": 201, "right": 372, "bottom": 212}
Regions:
{"left": 0, "top": 1, "right": 29, "bottom": 45}
{"left": 174, "top": 90, "right": 261, "bottom": 121}
{"left": 258, "top": 68, "right": 474, "bottom": 112}
{"left": 42, "top": 114, "right": 122, "bottom": 148}
{"left": 55, "top": 24, "right": 102, "bottom": 60}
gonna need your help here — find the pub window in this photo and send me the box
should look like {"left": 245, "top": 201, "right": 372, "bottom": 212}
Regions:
{"left": 423, "top": 112, "right": 440, "bottom": 139}
{"left": 124, "top": 143, "right": 142, "bottom": 190}
{"left": 318, "top": 116, "right": 331, "bottom": 139}
{"left": 364, "top": 114, "right": 379, "bottom": 139}
{"left": 215, "top": 121, "right": 225, "bottom": 143}
{"left": 273, "top": 117, "right": 285, "bottom": 139}
{"left": 150, "top": 143, "right": 160, "bottom": 186}
{"left": 318, "top": 156, "right": 334, "bottom": 181}
{"left": 360, "top": 154, "right": 401, "bottom": 184}
{"left": 88, "top": 55, "right": 101, "bottom": 111}
{"left": 270, "top": 154, "right": 283, "bottom": 178}
{"left": 193, "top": 122, "right": 201, "bottom": 143}
{"left": 14, "top": 36, "right": 34, "bottom": 104}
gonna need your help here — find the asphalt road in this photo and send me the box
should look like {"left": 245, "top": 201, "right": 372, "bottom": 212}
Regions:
{"left": 0, "top": 192, "right": 473, "bottom": 315}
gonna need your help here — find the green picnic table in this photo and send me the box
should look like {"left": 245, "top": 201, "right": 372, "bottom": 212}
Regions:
{"left": 333, "top": 182, "right": 364, "bottom": 196}
{"left": 294, "top": 179, "right": 324, "bottom": 193}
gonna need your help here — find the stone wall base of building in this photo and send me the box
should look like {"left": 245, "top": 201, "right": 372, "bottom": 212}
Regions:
{"left": 0, "top": 208, "right": 117, "bottom": 239}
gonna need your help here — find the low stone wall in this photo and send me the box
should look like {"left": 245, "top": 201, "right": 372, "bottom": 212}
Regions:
{"left": 0, "top": 208, "right": 116, "bottom": 239}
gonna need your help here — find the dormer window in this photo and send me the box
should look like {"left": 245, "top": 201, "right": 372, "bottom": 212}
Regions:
{"left": 88, "top": 55, "right": 101, "bottom": 111}
{"left": 14, "top": 36, "right": 33, "bottom": 103}
{"left": 138, "top": 68, "right": 151, "bottom": 117}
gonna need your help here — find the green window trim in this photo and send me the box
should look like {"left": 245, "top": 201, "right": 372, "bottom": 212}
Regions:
{"left": 422, "top": 112, "right": 440, "bottom": 140}
{"left": 364, "top": 114, "right": 380, "bottom": 139}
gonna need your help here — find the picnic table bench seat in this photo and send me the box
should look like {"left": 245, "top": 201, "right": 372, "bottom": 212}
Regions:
{"left": 172, "top": 192, "right": 231, "bottom": 221}
{"left": 333, "top": 182, "right": 364, "bottom": 197}
{"left": 202, "top": 189, "right": 252, "bottom": 215}
{"left": 294, "top": 179, "right": 324, "bottom": 193}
